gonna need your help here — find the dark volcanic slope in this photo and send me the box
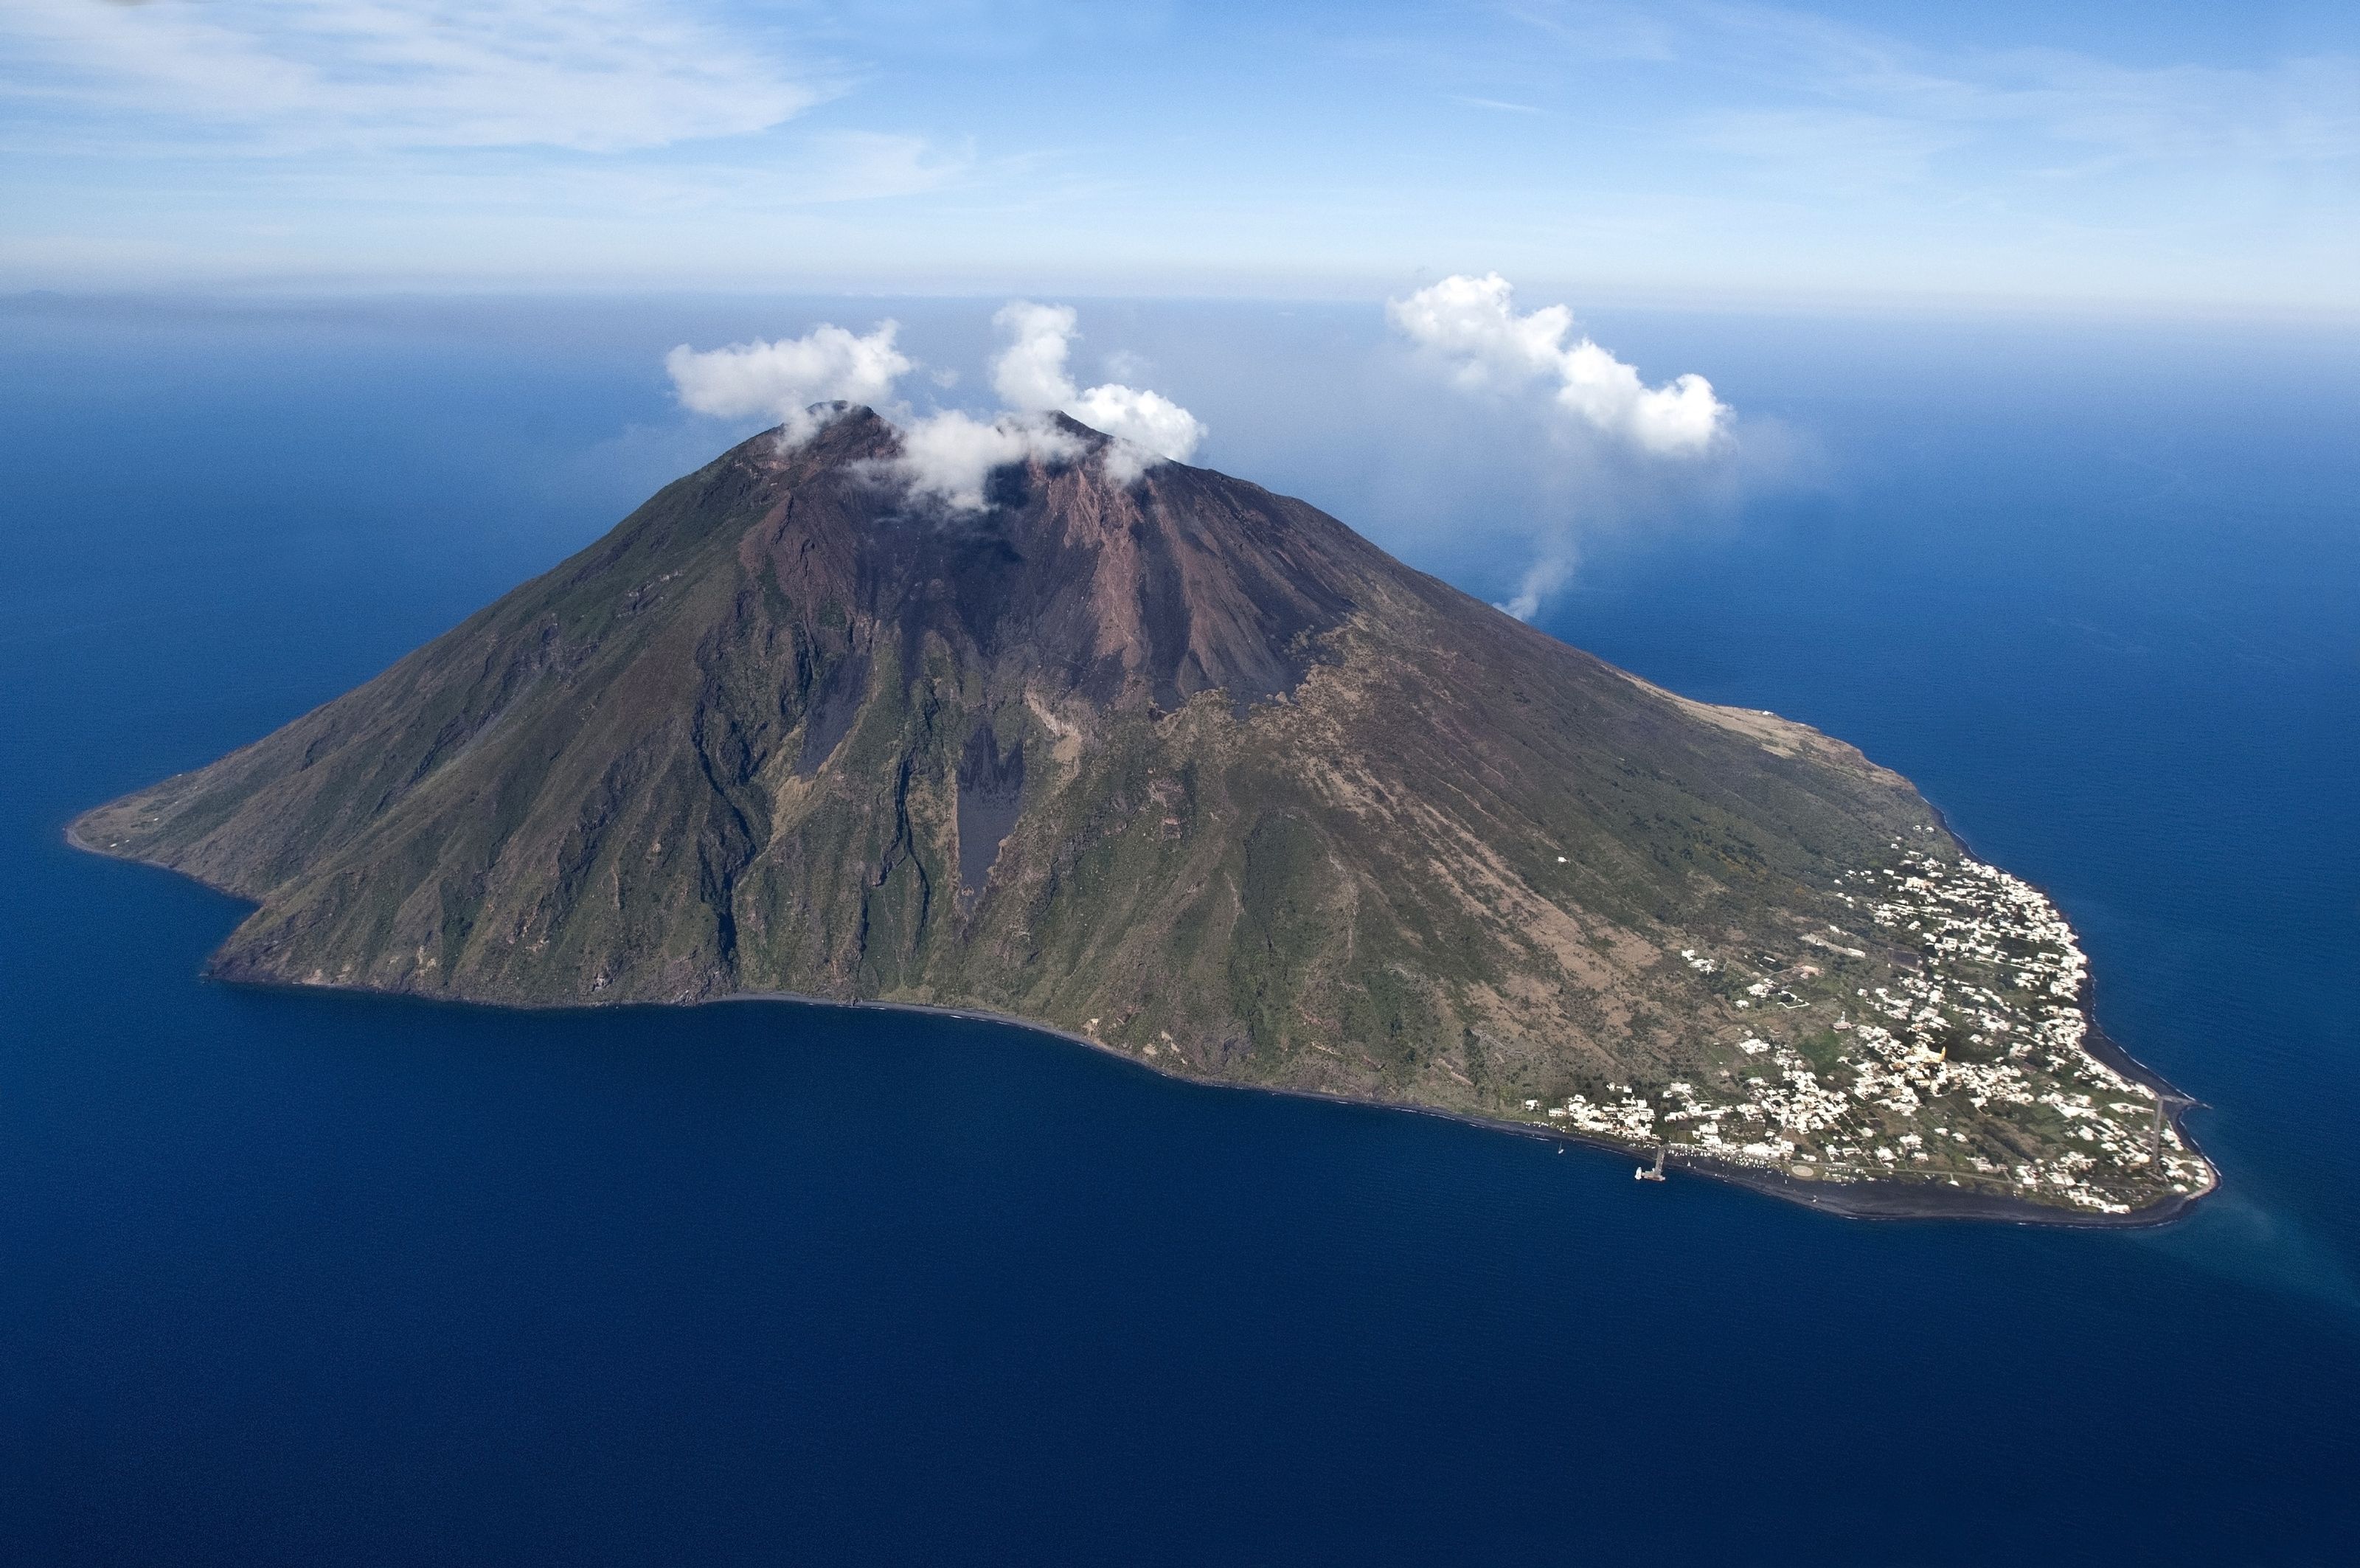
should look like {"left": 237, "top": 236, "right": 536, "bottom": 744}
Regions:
{"left": 76, "top": 410, "right": 2213, "bottom": 1218}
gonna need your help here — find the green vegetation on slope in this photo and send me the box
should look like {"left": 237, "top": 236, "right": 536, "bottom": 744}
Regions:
{"left": 73, "top": 412, "right": 2212, "bottom": 1219}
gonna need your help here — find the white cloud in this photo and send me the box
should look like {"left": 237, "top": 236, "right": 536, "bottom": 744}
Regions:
{"left": 877, "top": 302, "right": 1204, "bottom": 507}
{"left": 888, "top": 411, "right": 1084, "bottom": 512}
{"left": 1389, "top": 273, "right": 1729, "bottom": 455}
{"left": 988, "top": 299, "right": 1207, "bottom": 468}
{"left": 1386, "top": 272, "right": 1740, "bottom": 621}
{"left": 1525, "top": 4, "right": 2360, "bottom": 178}
{"left": 664, "top": 321, "right": 912, "bottom": 444}
{"left": 989, "top": 300, "right": 1083, "bottom": 412}
{"left": 1068, "top": 386, "right": 1205, "bottom": 481}
{"left": 0, "top": 0, "right": 818, "bottom": 153}
{"left": 662, "top": 299, "right": 1203, "bottom": 511}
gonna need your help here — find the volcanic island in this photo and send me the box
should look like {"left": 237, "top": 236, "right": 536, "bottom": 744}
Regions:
{"left": 72, "top": 409, "right": 2215, "bottom": 1222}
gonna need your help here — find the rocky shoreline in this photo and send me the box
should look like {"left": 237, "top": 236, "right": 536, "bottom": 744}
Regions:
{"left": 66, "top": 805, "right": 2210, "bottom": 1228}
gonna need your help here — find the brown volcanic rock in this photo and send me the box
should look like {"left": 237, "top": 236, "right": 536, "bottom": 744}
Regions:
{"left": 74, "top": 408, "right": 2212, "bottom": 1218}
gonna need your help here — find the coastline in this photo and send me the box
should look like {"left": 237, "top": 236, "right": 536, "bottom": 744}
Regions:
{"left": 1912, "top": 794, "right": 2215, "bottom": 1210}
{"left": 63, "top": 813, "right": 2209, "bottom": 1229}
{"left": 712, "top": 994, "right": 2204, "bottom": 1228}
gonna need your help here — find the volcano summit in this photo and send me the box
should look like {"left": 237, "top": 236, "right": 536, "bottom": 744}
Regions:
{"left": 74, "top": 410, "right": 2213, "bottom": 1221}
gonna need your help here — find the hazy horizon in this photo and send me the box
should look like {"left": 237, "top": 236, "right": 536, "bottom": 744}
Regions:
{"left": 10, "top": 286, "right": 2353, "bottom": 631}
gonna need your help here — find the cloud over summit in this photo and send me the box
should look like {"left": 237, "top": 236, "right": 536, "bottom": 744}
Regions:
{"left": 990, "top": 301, "right": 1207, "bottom": 471}
{"left": 664, "top": 322, "right": 912, "bottom": 445}
{"left": 891, "top": 412, "right": 1083, "bottom": 512}
{"left": 664, "top": 301, "right": 1204, "bottom": 509}
{"left": 895, "top": 303, "right": 1205, "bottom": 501}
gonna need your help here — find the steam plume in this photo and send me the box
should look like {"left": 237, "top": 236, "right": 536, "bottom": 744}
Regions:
{"left": 665, "top": 301, "right": 1204, "bottom": 511}
{"left": 664, "top": 322, "right": 911, "bottom": 445}
{"left": 989, "top": 300, "right": 1206, "bottom": 473}
{"left": 1389, "top": 274, "right": 1728, "bottom": 455}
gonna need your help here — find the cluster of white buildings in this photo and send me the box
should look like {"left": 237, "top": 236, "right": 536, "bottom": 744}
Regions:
{"left": 1523, "top": 847, "right": 2215, "bottom": 1213}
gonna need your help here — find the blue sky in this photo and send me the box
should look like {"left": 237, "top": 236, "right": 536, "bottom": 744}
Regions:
{"left": 2, "top": 1, "right": 2354, "bottom": 313}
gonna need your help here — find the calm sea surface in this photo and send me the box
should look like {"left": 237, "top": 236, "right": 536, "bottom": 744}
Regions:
{"left": 3, "top": 296, "right": 2356, "bottom": 1564}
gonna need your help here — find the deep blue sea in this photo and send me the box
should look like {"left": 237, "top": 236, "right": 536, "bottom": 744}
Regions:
{"left": 3, "top": 296, "right": 2356, "bottom": 1565}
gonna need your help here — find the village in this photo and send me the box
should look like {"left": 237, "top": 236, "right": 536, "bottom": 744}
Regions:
{"left": 1522, "top": 844, "right": 2215, "bottom": 1214}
